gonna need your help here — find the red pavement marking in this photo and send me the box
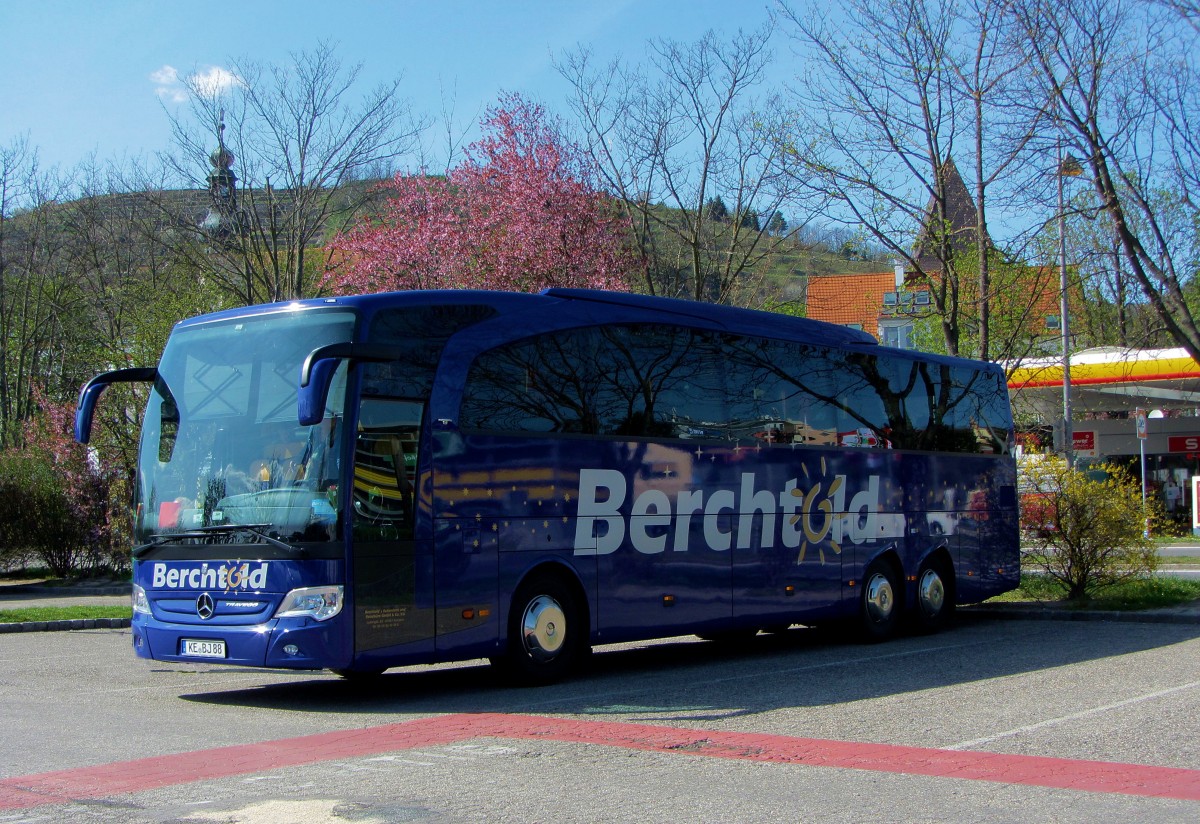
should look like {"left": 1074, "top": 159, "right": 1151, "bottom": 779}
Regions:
{"left": 4, "top": 713, "right": 1200, "bottom": 810}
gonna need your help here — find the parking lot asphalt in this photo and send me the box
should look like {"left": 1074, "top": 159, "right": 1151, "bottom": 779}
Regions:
{"left": 4, "top": 609, "right": 1200, "bottom": 822}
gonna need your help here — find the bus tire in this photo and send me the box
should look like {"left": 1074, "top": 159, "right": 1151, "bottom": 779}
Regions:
{"left": 858, "top": 558, "right": 901, "bottom": 642}
{"left": 495, "top": 572, "right": 585, "bottom": 686}
{"left": 912, "top": 556, "right": 955, "bottom": 634}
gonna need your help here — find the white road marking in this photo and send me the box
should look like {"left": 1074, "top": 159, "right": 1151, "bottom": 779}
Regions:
{"left": 948, "top": 680, "right": 1200, "bottom": 750}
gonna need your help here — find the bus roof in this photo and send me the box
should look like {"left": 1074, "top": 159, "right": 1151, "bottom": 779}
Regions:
{"left": 541, "top": 288, "right": 880, "bottom": 347}
{"left": 175, "top": 288, "right": 879, "bottom": 349}
{"left": 172, "top": 288, "right": 1006, "bottom": 376}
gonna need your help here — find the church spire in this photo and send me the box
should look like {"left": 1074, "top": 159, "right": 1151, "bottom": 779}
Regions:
{"left": 200, "top": 110, "right": 242, "bottom": 238}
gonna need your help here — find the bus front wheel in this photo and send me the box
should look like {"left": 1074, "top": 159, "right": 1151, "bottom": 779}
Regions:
{"left": 494, "top": 573, "right": 585, "bottom": 686}
{"left": 858, "top": 558, "right": 901, "bottom": 642}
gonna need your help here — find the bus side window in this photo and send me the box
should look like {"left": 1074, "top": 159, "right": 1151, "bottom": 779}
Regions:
{"left": 352, "top": 399, "right": 422, "bottom": 538}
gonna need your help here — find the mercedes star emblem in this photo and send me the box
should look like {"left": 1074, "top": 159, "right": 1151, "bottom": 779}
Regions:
{"left": 196, "top": 592, "right": 215, "bottom": 620}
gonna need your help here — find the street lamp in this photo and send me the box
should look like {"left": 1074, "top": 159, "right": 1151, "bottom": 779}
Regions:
{"left": 1057, "top": 146, "right": 1083, "bottom": 467}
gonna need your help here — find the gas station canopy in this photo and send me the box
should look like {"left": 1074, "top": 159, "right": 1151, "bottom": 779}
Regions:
{"left": 1006, "top": 347, "right": 1200, "bottom": 417}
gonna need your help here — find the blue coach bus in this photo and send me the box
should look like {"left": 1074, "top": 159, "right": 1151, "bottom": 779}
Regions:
{"left": 76, "top": 288, "right": 1018, "bottom": 684}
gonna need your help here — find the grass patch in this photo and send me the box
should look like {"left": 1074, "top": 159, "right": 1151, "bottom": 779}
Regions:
{"left": 987, "top": 574, "right": 1200, "bottom": 610}
{"left": 1155, "top": 535, "right": 1200, "bottom": 546}
{"left": 0, "top": 567, "right": 53, "bottom": 581}
{"left": 1156, "top": 555, "right": 1200, "bottom": 565}
{"left": 0, "top": 606, "right": 132, "bottom": 624}
{"left": 0, "top": 568, "right": 130, "bottom": 585}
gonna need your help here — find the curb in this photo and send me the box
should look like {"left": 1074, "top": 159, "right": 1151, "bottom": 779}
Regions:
{"left": 960, "top": 605, "right": 1200, "bottom": 625}
{"left": 0, "top": 617, "right": 131, "bottom": 633}
{"left": 0, "top": 583, "right": 133, "bottom": 633}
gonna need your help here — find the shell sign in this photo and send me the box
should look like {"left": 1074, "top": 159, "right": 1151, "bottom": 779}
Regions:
{"left": 1072, "top": 430, "right": 1096, "bottom": 458}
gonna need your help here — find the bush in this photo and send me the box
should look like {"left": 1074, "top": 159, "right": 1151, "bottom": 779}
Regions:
{"left": 1020, "top": 460, "right": 1159, "bottom": 599}
{"left": 0, "top": 393, "right": 131, "bottom": 578}
{"left": 0, "top": 449, "right": 76, "bottom": 575}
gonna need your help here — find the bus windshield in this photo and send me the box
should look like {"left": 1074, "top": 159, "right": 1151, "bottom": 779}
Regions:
{"left": 136, "top": 309, "right": 355, "bottom": 544}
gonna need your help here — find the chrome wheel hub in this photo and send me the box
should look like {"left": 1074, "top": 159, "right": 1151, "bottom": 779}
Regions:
{"left": 919, "top": 568, "right": 945, "bottom": 616}
{"left": 520, "top": 594, "right": 566, "bottom": 662}
{"left": 864, "top": 572, "right": 894, "bottom": 623}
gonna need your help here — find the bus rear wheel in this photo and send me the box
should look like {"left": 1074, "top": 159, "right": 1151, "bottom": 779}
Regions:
{"left": 858, "top": 558, "right": 901, "bottom": 642}
{"left": 494, "top": 573, "right": 585, "bottom": 686}
{"left": 912, "top": 556, "right": 955, "bottom": 634}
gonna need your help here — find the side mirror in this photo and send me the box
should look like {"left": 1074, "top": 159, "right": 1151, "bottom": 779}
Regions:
{"left": 76, "top": 367, "right": 157, "bottom": 443}
{"left": 298, "top": 344, "right": 397, "bottom": 426}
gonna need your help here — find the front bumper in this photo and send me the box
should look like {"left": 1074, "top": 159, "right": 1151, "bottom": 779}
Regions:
{"left": 131, "top": 613, "right": 349, "bottom": 670}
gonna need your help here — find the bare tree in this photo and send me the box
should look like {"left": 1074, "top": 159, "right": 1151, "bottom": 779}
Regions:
{"left": 1070, "top": 221, "right": 1168, "bottom": 350}
{"left": 0, "top": 138, "right": 79, "bottom": 447}
{"left": 779, "top": 0, "right": 960, "bottom": 353}
{"left": 558, "top": 27, "right": 805, "bottom": 306}
{"left": 777, "top": 0, "right": 1037, "bottom": 359}
{"left": 949, "top": 0, "right": 1043, "bottom": 360}
{"left": 1009, "top": 0, "right": 1200, "bottom": 362}
{"left": 1153, "top": 0, "right": 1199, "bottom": 29}
{"left": 157, "top": 42, "right": 424, "bottom": 304}
{"left": 59, "top": 159, "right": 226, "bottom": 471}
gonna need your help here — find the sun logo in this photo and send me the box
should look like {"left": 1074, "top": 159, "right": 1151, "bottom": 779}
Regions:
{"left": 224, "top": 562, "right": 246, "bottom": 592}
{"left": 791, "top": 457, "right": 844, "bottom": 565}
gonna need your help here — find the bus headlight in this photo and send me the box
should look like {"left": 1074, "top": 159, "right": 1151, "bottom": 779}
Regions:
{"left": 132, "top": 584, "right": 151, "bottom": 615}
{"left": 273, "top": 585, "right": 344, "bottom": 622}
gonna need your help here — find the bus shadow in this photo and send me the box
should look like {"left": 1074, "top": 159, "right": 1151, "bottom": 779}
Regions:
{"left": 179, "top": 615, "right": 1200, "bottom": 718}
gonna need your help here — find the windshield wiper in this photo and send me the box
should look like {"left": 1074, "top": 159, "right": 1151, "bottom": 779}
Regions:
{"left": 132, "top": 534, "right": 186, "bottom": 557}
{"left": 133, "top": 524, "right": 306, "bottom": 558}
{"left": 194, "top": 524, "right": 304, "bottom": 553}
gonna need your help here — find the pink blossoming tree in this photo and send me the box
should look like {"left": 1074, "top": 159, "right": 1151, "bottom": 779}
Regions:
{"left": 323, "top": 94, "right": 636, "bottom": 294}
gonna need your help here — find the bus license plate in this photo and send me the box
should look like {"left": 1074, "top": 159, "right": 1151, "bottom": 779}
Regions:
{"left": 181, "top": 639, "right": 226, "bottom": 658}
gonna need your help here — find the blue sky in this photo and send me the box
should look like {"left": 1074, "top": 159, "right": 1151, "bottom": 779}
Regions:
{"left": 1, "top": 0, "right": 778, "bottom": 173}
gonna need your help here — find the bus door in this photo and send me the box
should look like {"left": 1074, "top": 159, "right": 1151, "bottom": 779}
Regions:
{"left": 350, "top": 398, "right": 435, "bottom": 654}
{"left": 421, "top": 430, "right": 502, "bottom": 661}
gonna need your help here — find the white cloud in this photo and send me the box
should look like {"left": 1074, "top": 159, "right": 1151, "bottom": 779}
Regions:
{"left": 150, "top": 63, "right": 242, "bottom": 103}
{"left": 150, "top": 65, "right": 179, "bottom": 85}
{"left": 151, "top": 64, "right": 187, "bottom": 102}
{"left": 188, "top": 66, "right": 243, "bottom": 100}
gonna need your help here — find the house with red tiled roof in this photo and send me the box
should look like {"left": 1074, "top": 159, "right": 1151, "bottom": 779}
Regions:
{"left": 805, "top": 270, "right": 899, "bottom": 337}
{"left": 806, "top": 263, "right": 932, "bottom": 349}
